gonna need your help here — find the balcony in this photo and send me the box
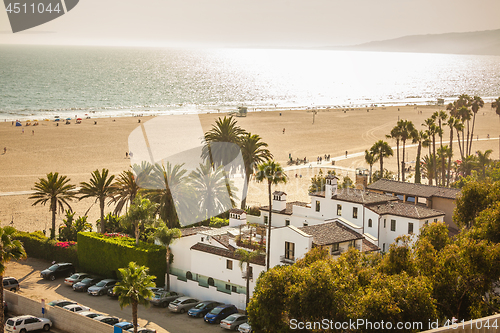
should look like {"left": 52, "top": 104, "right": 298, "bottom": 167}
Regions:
{"left": 242, "top": 271, "right": 253, "bottom": 280}
{"left": 280, "top": 255, "right": 295, "bottom": 264}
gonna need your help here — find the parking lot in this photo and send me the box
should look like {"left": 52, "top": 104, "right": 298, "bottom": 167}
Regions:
{"left": 5, "top": 258, "right": 228, "bottom": 333}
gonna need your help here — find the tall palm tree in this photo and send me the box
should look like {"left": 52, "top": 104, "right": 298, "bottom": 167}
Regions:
{"left": 445, "top": 116, "right": 458, "bottom": 187}
{"left": 143, "top": 163, "right": 189, "bottom": 228}
{"left": 154, "top": 224, "right": 182, "bottom": 292}
{"left": 255, "top": 161, "right": 287, "bottom": 271}
{"left": 412, "top": 130, "right": 428, "bottom": 184}
{"left": 423, "top": 117, "right": 437, "bottom": 185}
{"left": 109, "top": 170, "right": 140, "bottom": 216}
{"left": 458, "top": 155, "right": 477, "bottom": 177}
{"left": 239, "top": 133, "right": 272, "bottom": 209}
{"left": 235, "top": 248, "right": 261, "bottom": 312}
{"left": 0, "top": 226, "right": 26, "bottom": 327}
{"left": 30, "top": 172, "right": 77, "bottom": 239}
{"left": 476, "top": 149, "right": 493, "bottom": 179}
{"left": 189, "top": 162, "right": 236, "bottom": 222}
{"left": 122, "top": 196, "right": 158, "bottom": 245}
{"left": 421, "top": 155, "right": 435, "bottom": 184}
{"left": 79, "top": 169, "right": 115, "bottom": 234}
{"left": 456, "top": 106, "right": 472, "bottom": 158}
{"left": 397, "top": 120, "right": 416, "bottom": 182}
{"left": 113, "top": 262, "right": 156, "bottom": 333}
{"left": 386, "top": 126, "right": 401, "bottom": 181}
{"left": 370, "top": 140, "right": 393, "bottom": 180}
{"left": 469, "top": 96, "right": 484, "bottom": 156}
{"left": 364, "top": 149, "right": 376, "bottom": 184}
{"left": 492, "top": 97, "right": 500, "bottom": 121}
{"left": 437, "top": 146, "right": 452, "bottom": 184}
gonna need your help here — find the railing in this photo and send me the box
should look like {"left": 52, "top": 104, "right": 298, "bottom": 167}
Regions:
{"left": 280, "top": 255, "right": 295, "bottom": 264}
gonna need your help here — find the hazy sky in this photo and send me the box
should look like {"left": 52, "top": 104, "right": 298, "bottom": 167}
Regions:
{"left": 1, "top": 0, "right": 500, "bottom": 47}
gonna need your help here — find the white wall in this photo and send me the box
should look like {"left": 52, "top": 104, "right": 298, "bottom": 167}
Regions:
{"left": 268, "top": 226, "right": 313, "bottom": 268}
{"left": 363, "top": 209, "right": 380, "bottom": 240}
{"left": 170, "top": 234, "right": 199, "bottom": 272}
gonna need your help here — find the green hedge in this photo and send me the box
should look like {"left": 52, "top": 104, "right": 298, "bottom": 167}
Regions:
{"left": 77, "top": 232, "right": 166, "bottom": 286}
{"left": 13, "top": 230, "right": 79, "bottom": 266}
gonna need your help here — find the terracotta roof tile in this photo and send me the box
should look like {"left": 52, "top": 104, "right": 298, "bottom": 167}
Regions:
{"left": 367, "top": 179, "right": 460, "bottom": 199}
{"left": 229, "top": 208, "right": 246, "bottom": 215}
{"left": 298, "top": 221, "right": 363, "bottom": 246}
{"left": 180, "top": 226, "right": 211, "bottom": 237}
{"left": 367, "top": 201, "right": 445, "bottom": 219}
{"left": 362, "top": 239, "right": 380, "bottom": 252}
{"left": 311, "top": 188, "right": 397, "bottom": 205}
{"left": 260, "top": 201, "right": 309, "bottom": 215}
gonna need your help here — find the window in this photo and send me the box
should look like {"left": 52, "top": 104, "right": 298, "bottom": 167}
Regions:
{"left": 225, "top": 284, "right": 231, "bottom": 291}
{"left": 425, "top": 220, "right": 429, "bottom": 225}
{"left": 382, "top": 243, "right": 385, "bottom": 252}
{"left": 226, "top": 260, "right": 233, "bottom": 270}
{"left": 390, "top": 219, "right": 396, "bottom": 232}
{"left": 331, "top": 243, "right": 339, "bottom": 254}
{"left": 285, "top": 219, "right": 290, "bottom": 226}
{"left": 337, "top": 204, "right": 342, "bottom": 216}
{"left": 315, "top": 201, "right": 320, "bottom": 212}
{"left": 384, "top": 219, "right": 386, "bottom": 228}
{"left": 368, "top": 219, "right": 372, "bottom": 228}
{"left": 208, "top": 277, "right": 215, "bottom": 286}
{"left": 434, "top": 218, "right": 438, "bottom": 222}
{"left": 303, "top": 221, "right": 308, "bottom": 227}
{"left": 285, "top": 241, "right": 295, "bottom": 260}
{"left": 232, "top": 286, "right": 237, "bottom": 293}
{"left": 353, "top": 207, "right": 358, "bottom": 219}
{"left": 348, "top": 240, "right": 355, "bottom": 248}
{"left": 186, "top": 271, "right": 193, "bottom": 280}
{"left": 408, "top": 222, "right": 414, "bottom": 234}
{"left": 264, "top": 216, "right": 268, "bottom": 225}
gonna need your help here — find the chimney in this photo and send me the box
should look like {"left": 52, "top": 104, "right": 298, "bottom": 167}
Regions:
{"left": 272, "top": 191, "right": 287, "bottom": 211}
{"left": 325, "top": 174, "right": 338, "bottom": 198}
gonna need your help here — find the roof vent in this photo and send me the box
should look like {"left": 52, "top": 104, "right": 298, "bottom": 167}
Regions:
{"left": 390, "top": 203, "right": 394, "bottom": 208}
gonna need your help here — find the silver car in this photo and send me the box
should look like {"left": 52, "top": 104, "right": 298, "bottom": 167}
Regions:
{"left": 238, "top": 322, "right": 252, "bottom": 333}
{"left": 167, "top": 297, "right": 199, "bottom": 313}
{"left": 87, "top": 279, "right": 118, "bottom": 296}
{"left": 150, "top": 290, "right": 183, "bottom": 308}
{"left": 220, "top": 314, "right": 248, "bottom": 330}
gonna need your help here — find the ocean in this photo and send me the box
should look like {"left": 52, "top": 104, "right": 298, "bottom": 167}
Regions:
{"left": 1, "top": 45, "right": 500, "bottom": 120}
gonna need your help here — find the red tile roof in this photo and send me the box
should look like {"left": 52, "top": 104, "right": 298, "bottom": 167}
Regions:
{"left": 298, "top": 221, "right": 363, "bottom": 246}
{"left": 367, "top": 201, "right": 445, "bottom": 219}
{"left": 367, "top": 179, "right": 460, "bottom": 199}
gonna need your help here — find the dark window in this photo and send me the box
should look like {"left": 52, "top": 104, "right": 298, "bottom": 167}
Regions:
{"left": 231, "top": 286, "right": 237, "bottom": 293}
{"left": 226, "top": 260, "right": 233, "bottom": 270}
{"left": 348, "top": 240, "right": 355, "bottom": 248}
{"left": 368, "top": 219, "right": 372, "bottom": 228}
{"left": 384, "top": 219, "right": 386, "bottom": 228}
{"left": 337, "top": 204, "right": 342, "bottom": 216}
{"left": 315, "top": 201, "right": 320, "bottom": 212}
{"left": 285, "top": 242, "right": 295, "bottom": 260}
{"left": 303, "top": 222, "right": 308, "bottom": 227}
{"left": 331, "top": 243, "right": 339, "bottom": 253}
{"left": 353, "top": 207, "right": 358, "bottom": 219}
{"left": 225, "top": 284, "right": 230, "bottom": 290}
{"left": 391, "top": 220, "right": 396, "bottom": 232}
{"left": 186, "top": 271, "right": 193, "bottom": 280}
{"left": 434, "top": 218, "right": 438, "bottom": 222}
{"left": 264, "top": 216, "right": 268, "bottom": 225}
{"left": 285, "top": 219, "right": 290, "bottom": 226}
{"left": 408, "top": 222, "right": 414, "bottom": 234}
{"left": 208, "top": 277, "right": 214, "bottom": 286}
{"left": 382, "top": 243, "right": 385, "bottom": 252}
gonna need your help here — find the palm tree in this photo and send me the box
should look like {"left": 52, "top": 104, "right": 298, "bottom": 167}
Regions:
{"left": 456, "top": 106, "right": 472, "bottom": 158}
{"left": 423, "top": 117, "right": 437, "bottom": 185}
{"left": 235, "top": 248, "right": 261, "bottom": 312}
{"left": 239, "top": 133, "right": 272, "bottom": 209}
{"left": 412, "top": 130, "right": 428, "bottom": 184}
{"left": 364, "top": 149, "right": 376, "bottom": 184}
{"left": 79, "top": 169, "right": 115, "bottom": 234}
{"left": 189, "top": 162, "right": 236, "bottom": 222}
{"left": 122, "top": 196, "right": 158, "bottom": 245}
{"left": 370, "top": 140, "right": 393, "bottom": 180}
{"left": 476, "top": 149, "right": 493, "bottom": 179}
{"left": 30, "top": 172, "right": 77, "bottom": 239}
{"left": 469, "top": 96, "right": 484, "bottom": 156}
{"left": 421, "top": 155, "right": 435, "bottom": 183}
{"left": 386, "top": 126, "right": 401, "bottom": 181}
{"left": 492, "top": 97, "right": 500, "bottom": 121}
{"left": 437, "top": 146, "right": 452, "bottom": 184}
{"left": 113, "top": 262, "right": 156, "bottom": 333}
{"left": 458, "top": 155, "right": 477, "bottom": 177}
{"left": 255, "top": 161, "right": 287, "bottom": 271}
{"left": 397, "top": 120, "right": 415, "bottom": 182}
{"left": 0, "top": 226, "right": 26, "bottom": 327}
{"left": 109, "top": 170, "right": 140, "bottom": 216}
{"left": 143, "top": 163, "right": 189, "bottom": 228}
{"left": 154, "top": 224, "right": 182, "bottom": 292}
{"left": 445, "top": 116, "right": 458, "bottom": 187}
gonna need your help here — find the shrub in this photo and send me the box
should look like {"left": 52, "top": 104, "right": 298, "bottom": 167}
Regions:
{"left": 209, "top": 217, "right": 229, "bottom": 228}
{"left": 77, "top": 232, "right": 166, "bottom": 286}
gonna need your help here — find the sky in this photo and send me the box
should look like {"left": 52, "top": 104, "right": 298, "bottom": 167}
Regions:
{"left": 1, "top": 0, "right": 500, "bottom": 48}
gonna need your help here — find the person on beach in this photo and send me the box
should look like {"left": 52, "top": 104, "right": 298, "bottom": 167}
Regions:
{"left": 345, "top": 151, "right": 348, "bottom": 158}
{"left": 22, "top": 128, "right": 24, "bottom": 134}
{"left": 32, "top": 130, "right": 34, "bottom": 135}
{"left": 3, "top": 147, "right": 6, "bottom": 154}
{"left": 126, "top": 152, "right": 128, "bottom": 158}
{"left": 283, "top": 128, "right": 285, "bottom": 134}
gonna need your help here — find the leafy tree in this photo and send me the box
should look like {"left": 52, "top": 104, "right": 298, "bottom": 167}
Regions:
{"left": 255, "top": 161, "right": 287, "bottom": 270}
{"left": 96, "top": 213, "right": 123, "bottom": 233}
{"left": 239, "top": 133, "right": 272, "bottom": 209}
{"left": 492, "top": 97, "right": 500, "bottom": 121}
{"left": 122, "top": 196, "right": 158, "bottom": 245}
{"left": 0, "top": 226, "right": 27, "bottom": 327}
{"left": 113, "top": 262, "right": 156, "bottom": 333}
{"left": 59, "top": 210, "right": 92, "bottom": 241}
{"left": 340, "top": 175, "right": 354, "bottom": 189}
{"left": 208, "top": 217, "right": 229, "bottom": 228}
{"left": 79, "top": 169, "right": 115, "bottom": 234}
{"left": 370, "top": 140, "right": 393, "bottom": 179}
{"left": 235, "top": 248, "right": 261, "bottom": 311}
{"left": 30, "top": 172, "right": 77, "bottom": 239}
{"left": 476, "top": 149, "right": 493, "bottom": 179}
{"left": 308, "top": 169, "right": 335, "bottom": 193}
{"left": 154, "top": 224, "right": 181, "bottom": 291}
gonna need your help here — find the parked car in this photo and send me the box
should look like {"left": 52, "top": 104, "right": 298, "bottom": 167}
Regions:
{"left": 93, "top": 316, "right": 119, "bottom": 326}
{"left": 63, "top": 304, "right": 90, "bottom": 313}
{"left": 78, "top": 311, "right": 104, "bottom": 319}
{"left": 187, "top": 301, "right": 223, "bottom": 318}
{"left": 40, "top": 263, "right": 75, "bottom": 281}
{"left": 64, "top": 273, "right": 92, "bottom": 286}
{"left": 48, "top": 299, "right": 77, "bottom": 308}
{"left": 238, "top": 322, "right": 252, "bottom": 333}
{"left": 204, "top": 304, "right": 238, "bottom": 324}
{"left": 73, "top": 276, "right": 101, "bottom": 292}
{"left": 3, "top": 277, "right": 20, "bottom": 292}
{"left": 126, "top": 327, "right": 157, "bottom": 333}
{"left": 107, "top": 286, "right": 119, "bottom": 298}
{"left": 220, "top": 314, "right": 248, "bottom": 330}
{"left": 167, "top": 297, "right": 199, "bottom": 313}
{"left": 5, "top": 315, "right": 52, "bottom": 332}
{"left": 87, "top": 279, "right": 118, "bottom": 296}
{"left": 114, "top": 322, "right": 134, "bottom": 331}
{"left": 150, "top": 290, "right": 183, "bottom": 308}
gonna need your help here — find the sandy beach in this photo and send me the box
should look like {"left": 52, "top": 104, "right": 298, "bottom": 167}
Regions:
{"left": 1, "top": 105, "right": 499, "bottom": 233}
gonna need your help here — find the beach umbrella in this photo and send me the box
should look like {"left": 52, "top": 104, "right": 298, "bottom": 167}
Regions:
{"left": 15, "top": 122, "right": 22, "bottom": 126}
{"left": 77, "top": 118, "right": 82, "bottom": 120}
{"left": 54, "top": 116, "right": 60, "bottom": 118}
{"left": 33, "top": 119, "right": 38, "bottom": 121}
{"left": 66, "top": 117, "right": 71, "bottom": 120}
{"left": 55, "top": 119, "right": 60, "bottom": 122}
{"left": 44, "top": 119, "right": 50, "bottom": 121}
